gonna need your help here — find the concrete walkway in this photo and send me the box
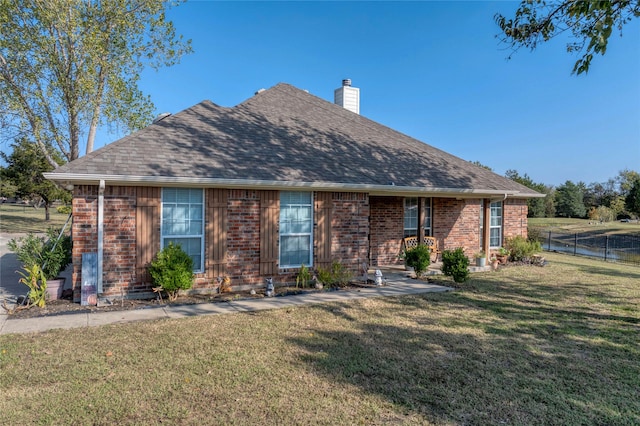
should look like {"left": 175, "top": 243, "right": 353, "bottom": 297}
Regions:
{"left": 0, "top": 268, "right": 453, "bottom": 335}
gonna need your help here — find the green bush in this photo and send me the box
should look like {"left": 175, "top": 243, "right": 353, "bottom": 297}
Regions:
{"left": 17, "top": 264, "right": 47, "bottom": 307}
{"left": 527, "top": 227, "right": 544, "bottom": 245}
{"left": 56, "top": 205, "right": 72, "bottom": 215}
{"left": 8, "top": 228, "right": 72, "bottom": 280}
{"left": 441, "top": 248, "right": 470, "bottom": 283}
{"left": 296, "top": 264, "right": 311, "bottom": 288}
{"left": 505, "top": 236, "right": 541, "bottom": 262}
{"left": 148, "top": 243, "right": 194, "bottom": 301}
{"left": 404, "top": 244, "right": 431, "bottom": 277}
{"left": 316, "top": 260, "right": 353, "bottom": 288}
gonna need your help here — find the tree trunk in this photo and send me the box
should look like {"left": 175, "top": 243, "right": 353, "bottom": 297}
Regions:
{"left": 86, "top": 64, "right": 106, "bottom": 155}
{"left": 44, "top": 203, "right": 50, "bottom": 221}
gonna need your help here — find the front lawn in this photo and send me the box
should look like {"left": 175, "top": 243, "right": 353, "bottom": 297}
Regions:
{"left": 529, "top": 216, "right": 640, "bottom": 235}
{"left": 0, "top": 203, "right": 70, "bottom": 233}
{"left": 1, "top": 253, "right": 638, "bottom": 424}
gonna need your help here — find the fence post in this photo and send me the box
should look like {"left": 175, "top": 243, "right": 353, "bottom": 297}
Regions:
{"left": 604, "top": 235, "right": 609, "bottom": 262}
{"left": 548, "top": 231, "right": 551, "bottom": 251}
{"left": 574, "top": 233, "right": 577, "bottom": 256}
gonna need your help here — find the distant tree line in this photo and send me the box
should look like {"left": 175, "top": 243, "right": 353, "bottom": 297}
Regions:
{"left": 505, "top": 168, "right": 640, "bottom": 221}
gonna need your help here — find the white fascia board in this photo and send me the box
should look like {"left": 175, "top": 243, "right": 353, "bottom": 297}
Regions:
{"left": 43, "top": 173, "right": 543, "bottom": 199}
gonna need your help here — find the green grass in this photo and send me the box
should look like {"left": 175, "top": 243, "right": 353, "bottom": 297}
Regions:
{"left": 529, "top": 217, "right": 640, "bottom": 235}
{"left": 1, "top": 252, "right": 638, "bottom": 425}
{"left": 0, "top": 203, "right": 70, "bottom": 233}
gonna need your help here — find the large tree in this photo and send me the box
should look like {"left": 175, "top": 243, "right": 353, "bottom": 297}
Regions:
{"left": 555, "top": 180, "right": 587, "bottom": 217}
{"left": 0, "top": 0, "right": 192, "bottom": 168}
{"left": 505, "top": 169, "right": 552, "bottom": 217}
{"left": 0, "top": 139, "right": 70, "bottom": 220}
{"left": 496, "top": 0, "right": 640, "bottom": 74}
{"left": 625, "top": 177, "right": 640, "bottom": 217}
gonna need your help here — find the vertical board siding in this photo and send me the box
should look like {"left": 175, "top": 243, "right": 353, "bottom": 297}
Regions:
{"left": 136, "top": 187, "right": 160, "bottom": 284}
{"left": 315, "top": 192, "right": 332, "bottom": 269}
{"left": 259, "top": 190, "right": 279, "bottom": 275}
{"left": 206, "top": 188, "right": 228, "bottom": 279}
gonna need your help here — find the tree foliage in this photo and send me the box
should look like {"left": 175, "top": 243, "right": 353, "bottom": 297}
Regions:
{"left": 496, "top": 0, "right": 640, "bottom": 74}
{"left": 0, "top": 138, "right": 70, "bottom": 220}
{"left": 0, "top": 0, "right": 192, "bottom": 167}
{"left": 505, "top": 169, "right": 552, "bottom": 217}
{"left": 555, "top": 180, "right": 587, "bottom": 217}
{"left": 588, "top": 205, "right": 615, "bottom": 222}
{"left": 625, "top": 177, "right": 640, "bottom": 217}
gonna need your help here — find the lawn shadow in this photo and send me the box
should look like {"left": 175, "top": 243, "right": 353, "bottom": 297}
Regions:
{"left": 289, "top": 278, "right": 640, "bottom": 424}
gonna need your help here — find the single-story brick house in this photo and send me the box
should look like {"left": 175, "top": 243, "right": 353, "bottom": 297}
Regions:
{"left": 45, "top": 81, "right": 542, "bottom": 300}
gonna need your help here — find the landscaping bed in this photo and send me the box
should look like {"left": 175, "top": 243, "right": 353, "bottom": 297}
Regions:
{"left": 4, "top": 281, "right": 385, "bottom": 320}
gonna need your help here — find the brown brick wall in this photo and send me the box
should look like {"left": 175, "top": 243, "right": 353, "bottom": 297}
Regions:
{"left": 433, "top": 198, "right": 481, "bottom": 258}
{"left": 504, "top": 198, "right": 528, "bottom": 240}
{"left": 102, "top": 187, "right": 138, "bottom": 295}
{"left": 369, "top": 196, "right": 404, "bottom": 266}
{"left": 225, "top": 189, "right": 262, "bottom": 286}
{"left": 72, "top": 185, "right": 155, "bottom": 300}
{"left": 71, "top": 185, "right": 98, "bottom": 301}
{"left": 328, "top": 192, "right": 370, "bottom": 273}
{"left": 71, "top": 185, "right": 528, "bottom": 297}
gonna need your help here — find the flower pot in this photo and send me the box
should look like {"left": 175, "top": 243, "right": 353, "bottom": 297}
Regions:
{"left": 476, "top": 257, "right": 486, "bottom": 267}
{"left": 46, "top": 277, "right": 65, "bottom": 300}
{"left": 497, "top": 255, "right": 508, "bottom": 264}
{"left": 491, "top": 260, "right": 499, "bottom": 271}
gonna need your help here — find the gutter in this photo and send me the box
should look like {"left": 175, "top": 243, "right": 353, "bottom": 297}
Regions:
{"left": 44, "top": 173, "right": 546, "bottom": 199}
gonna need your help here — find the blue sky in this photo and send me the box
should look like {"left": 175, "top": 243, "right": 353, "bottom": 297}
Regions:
{"left": 106, "top": 1, "right": 639, "bottom": 187}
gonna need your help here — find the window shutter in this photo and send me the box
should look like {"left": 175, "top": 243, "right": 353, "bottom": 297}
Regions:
{"left": 136, "top": 187, "right": 160, "bottom": 284}
{"left": 260, "top": 190, "right": 279, "bottom": 275}
{"left": 315, "top": 192, "right": 332, "bottom": 270}
{"left": 206, "top": 188, "right": 227, "bottom": 279}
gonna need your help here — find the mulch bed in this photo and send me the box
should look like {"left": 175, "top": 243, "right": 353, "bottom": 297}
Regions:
{"left": 3, "top": 281, "right": 384, "bottom": 320}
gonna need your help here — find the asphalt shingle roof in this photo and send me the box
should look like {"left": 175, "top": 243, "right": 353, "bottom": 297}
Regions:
{"left": 47, "top": 83, "right": 540, "bottom": 197}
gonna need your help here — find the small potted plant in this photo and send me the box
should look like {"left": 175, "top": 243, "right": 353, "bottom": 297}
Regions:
{"left": 474, "top": 251, "right": 487, "bottom": 267}
{"left": 490, "top": 255, "right": 499, "bottom": 271}
{"left": 8, "top": 228, "right": 72, "bottom": 302}
{"left": 496, "top": 247, "right": 510, "bottom": 264}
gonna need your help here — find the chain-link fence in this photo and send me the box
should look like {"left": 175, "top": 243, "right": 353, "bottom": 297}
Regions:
{"left": 533, "top": 230, "right": 640, "bottom": 266}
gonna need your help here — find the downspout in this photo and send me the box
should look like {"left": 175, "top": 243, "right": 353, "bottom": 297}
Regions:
{"left": 97, "top": 180, "right": 105, "bottom": 294}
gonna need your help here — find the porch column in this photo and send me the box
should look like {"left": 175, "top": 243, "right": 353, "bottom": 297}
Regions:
{"left": 482, "top": 198, "right": 491, "bottom": 256}
{"left": 418, "top": 197, "right": 425, "bottom": 242}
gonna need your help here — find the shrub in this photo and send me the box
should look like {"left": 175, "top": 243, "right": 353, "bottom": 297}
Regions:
{"left": 316, "top": 260, "right": 353, "bottom": 288}
{"left": 296, "top": 264, "right": 311, "bottom": 288}
{"left": 505, "top": 236, "right": 542, "bottom": 262}
{"left": 404, "top": 244, "right": 431, "bottom": 277}
{"left": 527, "top": 227, "right": 544, "bottom": 245}
{"left": 148, "top": 243, "right": 194, "bottom": 301}
{"left": 8, "top": 228, "right": 72, "bottom": 280}
{"left": 17, "top": 264, "right": 47, "bottom": 308}
{"left": 56, "top": 205, "right": 72, "bottom": 215}
{"left": 441, "top": 248, "right": 470, "bottom": 283}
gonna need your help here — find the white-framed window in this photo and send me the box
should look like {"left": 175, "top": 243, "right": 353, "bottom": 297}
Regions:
{"left": 161, "top": 188, "right": 204, "bottom": 272}
{"left": 480, "top": 200, "right": 503, "bottom": 248}
{"left": 403, "top": 197, "right": 432, "bottom": 238}
{"left": 279, "top": 191, "right": 313, "bottom": 268}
